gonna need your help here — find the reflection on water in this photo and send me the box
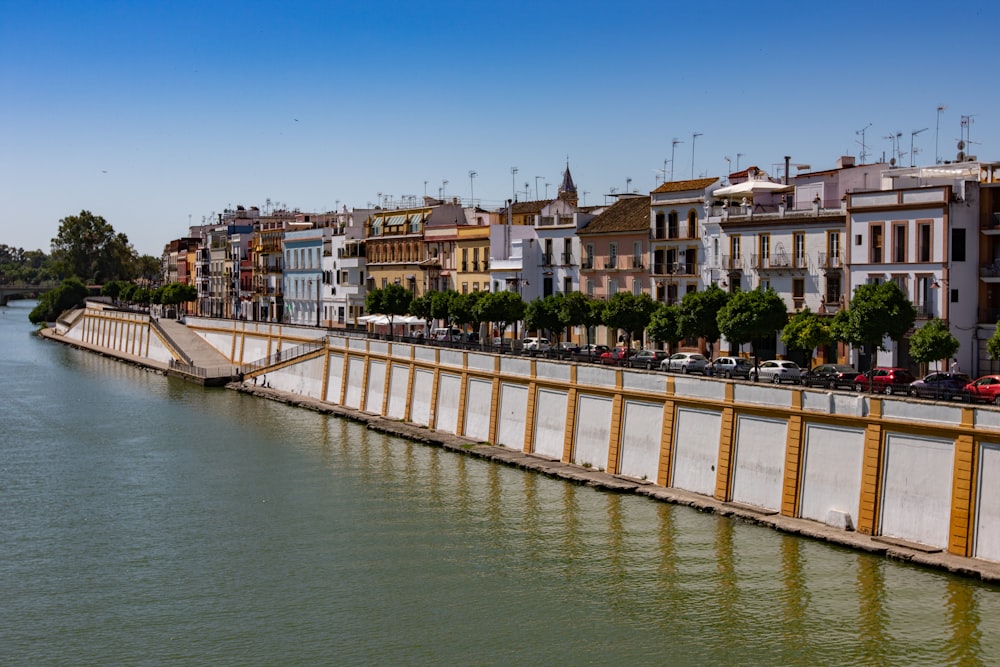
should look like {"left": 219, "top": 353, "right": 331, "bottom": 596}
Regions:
{"left": 2, "top": 301, "right": 998, "bottom": 666}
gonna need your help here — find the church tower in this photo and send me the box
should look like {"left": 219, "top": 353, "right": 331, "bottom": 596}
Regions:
{"left": 557, "top": 161, "right": 578, "bottom": 207}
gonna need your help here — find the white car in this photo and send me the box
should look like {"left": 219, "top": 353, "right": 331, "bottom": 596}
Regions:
{"left": 660, "top": 352, "right": 709, "bottom": 374}
{"left": 521, "top": 337, "right": 551, "bottom": 352}
{"left": 750, "top": 360, "right": 803, "bottom": 384}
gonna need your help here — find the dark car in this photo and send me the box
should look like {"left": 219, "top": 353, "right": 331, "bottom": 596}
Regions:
{"left": 908, "top": 372, "right": 973, "bottom": 400}
{"left": 962, "top": 375, "right": 1000, "bottom": 405}
{"left": 852, "top": 367, "right": 917, "bottom": 395}
{"left": 627, "top": 349, "right": 669, "bottom": 370}
{"left": 574, "top": 344, "right": 609, "bottom": 362}
{"left": 709, "top": 356, "right": 753, "bottom": 379}
{"left": 802, "top": 363, "right": 861, "bottom": 389}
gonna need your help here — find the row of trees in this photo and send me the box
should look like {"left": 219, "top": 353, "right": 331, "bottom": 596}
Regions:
{"left": 367, "top": 281, "right": 985, "bottom": 368}
{"left": 29, "top": 279, "right": 197, "bottom": 324}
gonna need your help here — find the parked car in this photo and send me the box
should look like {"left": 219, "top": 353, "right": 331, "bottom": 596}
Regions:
{"left": 661, "top": 352, "right": 709, "bottom": 374}
{"left": 575, "top": 344, "right": 609, "bottom": 361}
{"left": 908, "top": 372, "right": 973, "bottom": 400}
{"left": 521, "top": 337, "right": 551, "bottom": 352}
{"left": 750, "top": 360, "right": 803, "bottom": 384}
{"left": 627, "top": 349, "right": 669, "bottom": 370}
{"left": 802, "top": 363, "right": 861, "bottom": 389}
{"left": 962, "top": 375, "right": 1000, "bottom": 405}
{"left": 430, "top": 327, "right": 463, "bottom": 342}
{"left": 599, "top": 346, "right": 635, "bottom": 366}
{"left": 710, "top": 356, "right": 753, "bottom": 379}
{"left": 852, "top": 367, "right": 917, "bottom": 395}
{"left": 553, "top": 341, "right": 580, "bottom": 354}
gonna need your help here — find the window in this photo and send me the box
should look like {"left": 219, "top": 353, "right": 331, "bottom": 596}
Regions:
{"left": 730, "top": 235, "right": 741, "bottom": 267}
{"left": 828, "top": 232, "right": 841, "bottom": 267}
{"left": 893, "top": 223, "right": 907, "bottom": 263}
{"left": 952, "top": 228, "right": 966, "bottom": 262}
{"left": 870, "top": 224, "right": 884, "bottom": 263}
{"left": 687, "top": 211, "right": 698, "bottom": 239}
{"left": 563, "top": 238, "right": 572, "bottom": 264}
{"left": 668, "top": 211, "right": 679, "bottom": 238}
{"left": 609, "top": 278, "right": 619, "bottom": 294}
{"left": 792, "top": 278, "right": 805, "bottom": 308}
{"left": 655, "top": 212, "right": 666, "bottom": 239}
{"left": 608, "top": 243, "right": 618, "bottom": 269}
{"left": 632, "top": 279, "right": 641, "bottom": 296}
{"left": 632, "top": 241, "right": 643, "bottom": 269}
{"left": 758, "top": 233, "right": 770, "bottom": 268}
{"left": 563, "top": 276, "right": 572, "bottom": 294}
{"left": 917, "top": 221, "right": 932, "bottom": 262}
{"left": 586, "top": 279, "right": 594, "bottom": 297}
{"left": 461, "top": 248, "right": 468, "bottom": 272}
{"left": 462, "top": 282, "right": 468, "bottom": 294}
{"left": 794, "top": 233, "right": 805, "bottom": 268}
{"left": 826, "top": 276, "right": 842, "bottom": 305}
{"left": 585, "top": 244, "right": 595, "bottom": 269}
{"left": 473, "top": 247, "right": 480, "bottom": 271}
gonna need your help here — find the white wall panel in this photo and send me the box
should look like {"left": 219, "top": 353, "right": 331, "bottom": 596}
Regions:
{"left": 409, "top": 369, "right": 434, "bottom": 426}
{"left": 343, "top": 356, "right": 365, "bottom": 409}
{"left": 731, "top": 415, "right": 787, "bottom": 511}
{"left": 386, "top": 363, "right": 411, "bottom": 420}
{"left": 880, "top": 433, "right": 954, "bottom": 549}
{"left": 364, "top": 360, "right": 387, "bottom": 414}
{"left": 799, "top": 424, "right": 865, "bottom": 526}
{"left": 574, "top": 394, "right": 612, "bottom": 468}
{"left": 464, "top": 378, "right": 494, "bottom": 443}
{"left": 496, "top": 383, "right": 528, "bottom": 449}
{"left": 618, "top": 400, "right": 663, "bottom": 481}
{"left": 435, "top": 373, "right": 461, "bottom": 434}
{"left": 533, "top": 389, "right": 568, "bottom": 459}
{"left": 975, "top": 442, "right": 1000, "bottom": 561}
{"left": 671, "top": 407, "right": 722, "bottom": 496}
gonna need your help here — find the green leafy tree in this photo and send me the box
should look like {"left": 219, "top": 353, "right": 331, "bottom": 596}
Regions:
{"left": 50, "top": 210, "right": 137, "bottom": 283}
{"left": 29, "top": 277, "right": 90, "bottom": 323}
{"left": 988, "top": 325, "right": 1000, "bottom": 361}
{"left": 647, "top": 303, "right": 684, "bottom": 349}
{"left": 365, "top": 283, "right": 412, "bottom": 334}
{"left": 100, "top": 280, "right": 129, "bottom": 301}
{"left": 434, "top": 289, "right": 461, "bottom": 326}
{"left": 473, "top": 290, "right": 525, "bottom": 342}
{"left": 717, "top": 288, "right": 789, "bottom": 361}
{"left": 133, "top": 254, "right": 162, "bottom": 285}
{"left": 678, "top": 284, "right": 731, "bottom": 357}
{"left": 525, "top": 294, "right": 566, "bottom": 341}
{"left": 831, "top": 282, "right": 916, "bottom": 359}
{"left": 909, "top": 318, "right": 960, "bottom": 368}
{"left": 602, "top": 292, "right": 657, "bottom": 347}
{"left": 409, "top": 292, "right": 433, "bottom": 326}
{"left": 560, "top": 291, "right": 602, "bottom": 346}
{"left": 781, "top": 308, "right": 832, "bottom": 365}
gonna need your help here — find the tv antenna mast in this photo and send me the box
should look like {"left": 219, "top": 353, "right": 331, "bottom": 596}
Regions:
{"left": 855, "top": 123, "right": 873, "bottom": 164}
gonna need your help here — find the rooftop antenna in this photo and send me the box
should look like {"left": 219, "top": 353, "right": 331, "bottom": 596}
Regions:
{"left": 670, "top": 138, "right": 683, "bottom": 181}
{"left": 691, "top": 132, "right": 703, "bottom": 179}
{"left": 856, "top": 123, "right": 872, "bottom": 164}
{"left": 736, "top": 153, "right": 744, "bottom": 171}
{"left": 469, "top": 170, "right": 477, "bottom": 207}
{"left": 511, "top": 167, "right": 518, "bottom": 200}
{"left": 626, "top": 177, "right": 632, "bottom": 193}
{"left": 581, "top": 190, "right": 589, "bottom": 206}
{"left": 935, "top": 105, "right": 947, "bottom": 164}
{"left": 910, "top": 128, "right": 928, "bottom": 167}
{"left": 961, "top": 115, "right": 977, "bottom": 158}
{"left": 535, "top": 176, "right": 543, "bottom": 200}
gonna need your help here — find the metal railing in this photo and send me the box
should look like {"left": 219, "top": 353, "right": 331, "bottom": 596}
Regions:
{"left": 241, "top": 336, "right": 328, "bottom": 374}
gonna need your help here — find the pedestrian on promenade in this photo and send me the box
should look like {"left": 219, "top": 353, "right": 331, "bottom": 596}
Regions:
{"left": 951, "top": 358, "right": 960, "bottom": 374}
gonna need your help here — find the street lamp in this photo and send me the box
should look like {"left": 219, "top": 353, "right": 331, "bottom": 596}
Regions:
{"left": 670, "top": 138, "right": 683, "bottom": 181}
{"left": 691, "top": 132, "right": 702, "bottom": 178}
{"left": 469, "top": 170, "right": 477, "bottom": 207}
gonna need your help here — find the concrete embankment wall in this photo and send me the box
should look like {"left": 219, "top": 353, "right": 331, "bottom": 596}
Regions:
{"left": 59, "top": 304, "right": 175, "bottom": 365}
{"left": 182, "top": 317, "right": 1000, "bottom": 566}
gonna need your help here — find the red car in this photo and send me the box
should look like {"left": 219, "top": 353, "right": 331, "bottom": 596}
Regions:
{"left": 599, "top": 346, "right": 635, "bottom": 366}
{"left": 851, "top": 367, "right": 916, "bottom": 396}
{"left": 963, "top": 375, "right": 1000, "bottom": 406}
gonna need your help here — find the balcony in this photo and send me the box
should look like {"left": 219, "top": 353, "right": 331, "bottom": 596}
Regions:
{"left": 605, "top": 258, "right": 618, "bottom": 270}
{"left": 818, "top": 252, "right": 842, "bottom": 271}
{"left": 979, "top": 307, "right": 1000, "bottom": 323}
{"left": 630, "top": 257, "right": 644, "bottom": 270}
{"left": 722, "top": 254, "right": 743, "bottom": 271}
{"left": 581, "top": 258, "right": 594, "bottom": 270}
{"left": 541, "top": 253, "right": 553, "bottom": 265}
{"left": 561, "top": 252, "right": 573, "bottom": 264}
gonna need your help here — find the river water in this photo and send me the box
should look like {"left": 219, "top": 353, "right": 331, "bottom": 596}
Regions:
{"left": 1, "top": 299, "right": 998, "bottom": 665}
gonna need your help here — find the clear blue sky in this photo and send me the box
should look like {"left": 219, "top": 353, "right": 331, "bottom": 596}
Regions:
{"left": 1, "top": 1, "right": 996, "bottom": 256}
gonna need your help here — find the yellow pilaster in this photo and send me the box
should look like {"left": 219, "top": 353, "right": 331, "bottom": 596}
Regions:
{"left": 856, "top": 422, "right": 884, "bottom": 536}
{"left": 715, "top": 406, "right": 736, "bottom": 501}
{"left": 607, "top": 393, "right": 624, "bottom": 474}
{"left": 428, "top": 363, "right": 441, "bottom": 429}
{"left": 403, "top": 357, "right": 416, "bottom": 423}
{"left": 657, "top": 400, "right": 676, "bottom": 487}
{"left": 949, "top": 432, "right": 977, "bottom": 557}
{"left": 487, "top": 357, "right": 501, "bottom": 445}
{"left": 456, "top": 371, "right": 469, "bottom": 436}
{"left": 781, "top": 414, "right": 804, "bottom": 518}
{"left": 523, "top": 381, "right": 538, "bottom": 454}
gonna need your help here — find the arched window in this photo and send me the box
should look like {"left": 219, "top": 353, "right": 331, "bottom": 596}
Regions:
{"left": 655, "top": 212, "right": 666, "bottom": 239}
{"left": 687, "top": 210, "right": 698, "bottom": 239}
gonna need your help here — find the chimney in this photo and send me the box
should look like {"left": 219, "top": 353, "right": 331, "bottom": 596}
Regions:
{"left": 836, "top": 156, "right": 856, "bottom": 169}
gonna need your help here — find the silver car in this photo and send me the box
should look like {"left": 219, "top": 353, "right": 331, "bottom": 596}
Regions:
{"left": 660, "top": 352, "right": 709, "bottom": 374}
{"left": 750, "top": 360, "right": 803, "bottom": 384}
